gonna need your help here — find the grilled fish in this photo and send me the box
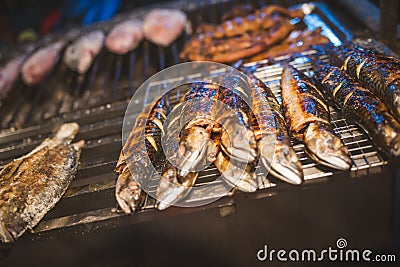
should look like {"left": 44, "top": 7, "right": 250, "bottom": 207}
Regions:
{"left": 115, "top": 96, "right": 168, "bottom": 214}
{"left": 214, "top": 150, "right": 257, "bottom": 192}
{"left": 0, "top": 123, "right": 83, "bottom": 243}
{"left": 241, "top": 69, "right": 303, "bottom": 184}
{"left": 314, "top": 60, "right": 400, "bottom": 156}
{"left": 0, "top": 55, "right": 26, "bottom": 99}
{"left": 105, "top": 19, "right": 143, "bottom": 55}
{"left": 328, "top": 45, "right": 400, "bottom": 121}
{"left": 281, "top": 64, "right": 351, "bottom": 170}
{"left": 217, "top": 78, "right": 257, "bottom": 164}
{"left": 21, "top": 39, "right": 66, "bottom": 85}
{"left": 156, "top": 102, "right": 200, "bottom": 210}
{"left": 143, "top": 9, "right": 187, "bottom": 47}
{"left": 213, "top": 74, "right": 258, "bottom": 192}
{"left": 175, "top": 82, "right": 221, "bottom": 177}
{"left": 63, "top": 30, "right": 105, "bottom": 74}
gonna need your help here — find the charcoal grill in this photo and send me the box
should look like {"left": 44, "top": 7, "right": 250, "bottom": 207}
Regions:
{"left": 0, "top": 0, "right": 399, "bottom": 265}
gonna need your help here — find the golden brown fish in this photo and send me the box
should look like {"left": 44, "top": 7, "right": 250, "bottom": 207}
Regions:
{"left": 0, "top": 123, "right": 83, "bottom": 243}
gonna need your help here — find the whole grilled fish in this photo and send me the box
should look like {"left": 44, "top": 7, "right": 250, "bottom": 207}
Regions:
{"left": 281, "top": 64, "right": 351, "bottom": 170}
{"left": 241, "top": 69, "right": 303, "bottom": 185}
{"left": 176, "top": 82, "right": 221, "bottom": 177}
{"left": 105, "top": 19, "right": 143, "bottom": 55}
{"left": 115, "top": 96, "right": 168, "bottom": 214}
{"left": 63, "top": 30, "right": 105, "bottom": 74}
{"left": 156, "top": 102, "right": 200, "bottom": 210}
{"left": 214, "top": 74, "right": 258, "bottom": 192}
{"left": 217, "top": 77, "right": 257, "bottom": 164}
{"left": 21, "top": 39, "right": 66, "bottom": 85}
{"left": 314, "top": 60, "right": 400, "bottom": 156}
{"left": 328, "top": 45, "right": 400, "bottom": 121}
{"left": 0, "top": 123, "right": 83, "bottom": 243}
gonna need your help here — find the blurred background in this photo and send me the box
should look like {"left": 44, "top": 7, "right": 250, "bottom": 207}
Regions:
{"left": 0, "top": 0, "right": 398, "bottom": 53}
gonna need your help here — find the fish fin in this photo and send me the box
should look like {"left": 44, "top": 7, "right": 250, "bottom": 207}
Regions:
{"left": 0, "top": 221, "right": 15, "bottom": 243}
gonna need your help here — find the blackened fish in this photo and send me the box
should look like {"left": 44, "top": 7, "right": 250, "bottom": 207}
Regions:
{"left": 328, "top": 45, "right": 400, "bottom": 121}
{"left": 314, "top": 60, "right": 400, "bottom": 156}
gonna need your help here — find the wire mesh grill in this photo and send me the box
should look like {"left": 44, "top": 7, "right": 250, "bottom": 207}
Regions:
{"left": 0, "top": 1, "right": 390, "bottom": 241}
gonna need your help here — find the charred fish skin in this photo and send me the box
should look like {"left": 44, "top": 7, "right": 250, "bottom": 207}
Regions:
{"left": 0, "top": 123, "right": 83, "bottom": 243}
{"left": 156, "top": 102, "right": 200, "bottom": 211}
{"left": 314, "top": 61, "right": 400, "bottom": 157}
{"left": 217, "top": 81, "right": 257, "bottom": 164}
{"left": 175, "top": 82, "right": 221, "bottom": 176}
{"left": 328, "top": 45, "right": 400, "bottom": 121}
{"left": 281, "top": 64, "right": 351, "bottom": 170}
{"left": 116, "top": 97, "right": 168, "bottom": 214}
{"left": 240, "top": 69, "right": 303, "bottom": 185}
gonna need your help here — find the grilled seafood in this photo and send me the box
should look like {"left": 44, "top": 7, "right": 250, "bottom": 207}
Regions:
{"left": 248, "top": 27, "right": 329, "bottom": 62}
{"left": 214, "top": 151, "right": 258, "bottom": 192}
{"left": 181, "top": 18, "right": 297, "bottom": 63}
{"left": 197, "top": 5, "right": 303, "bottom": 39}
{"left": 143, "top": 9, "right": 187, "bottom": 47}
{"left": 0, "top": 123, "right": 83, "bottom": 243}
{"left": 328, "top": 45, "right": 400, "bottom": 120}
{"left": 217, "top": 78, "right": 257, "bottom": 163}
{"left": 21, "top": 39, "right": 66, "bottom": 85}
{"left": 0, "top": 55, "right": 26, "bottom": 99}
{"left": 156, "top": 102, "right": 200, "bottom": 210}
{"left": 175, "top": 82, "right": 221, "bottom": 177}
{"left": 314, "top": 60, "right": 400, "bottom": 156}
{"left": 105, "top": 19, "right": 143, "bottom": 55}
{"left": 115, "top": 97, "right": 168, "bottom": 214}
{"left": 281, "top": 64, "right": 351, "bottom": 170}
{"left": 63, "top": 30, "right": 105, "bottom": 74}
{"left": 240, "top": 69, "right": 303, "bottom": 184}
{"left": 156, "top": 162, "right": 199, "bottom": 210}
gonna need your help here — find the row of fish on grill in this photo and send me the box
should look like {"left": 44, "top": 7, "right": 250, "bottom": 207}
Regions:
{"left": 1, "top": 42, "right": 399, "bottom": 243}
{"left": 116, "top": 43, "right": 400, "bottom": 215}
{"left": 0, "top": 8, "right": 188, "bottom": 99}
{"left": 0, "top": 21, "right": 400, "bottom": 245}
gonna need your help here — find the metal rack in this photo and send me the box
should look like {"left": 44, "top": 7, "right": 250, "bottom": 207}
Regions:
{"left": 0, "top": 0, "right": 392, "bottom": 243}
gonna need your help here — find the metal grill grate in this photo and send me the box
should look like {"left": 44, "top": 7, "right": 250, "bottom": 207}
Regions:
{"left": 24, "top": 51, "right": 389, "bottom": 239}
{"left": 0, "top": 1, "right": 391, "bottom": 242}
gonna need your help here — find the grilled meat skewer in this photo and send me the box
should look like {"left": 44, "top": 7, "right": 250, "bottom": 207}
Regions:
{"left": 0, "top": 123, "right": 83, "bottom": 243}
{"left": 314, "top": 60, "right": 400, "bottom": 156}
{"left": 281, "top": 64, "right": 351, "bottom": 170}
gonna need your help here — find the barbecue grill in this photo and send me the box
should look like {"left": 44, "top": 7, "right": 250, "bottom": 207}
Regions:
{"left": 0, "top": 0, "right": 399, "bottom": 266}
